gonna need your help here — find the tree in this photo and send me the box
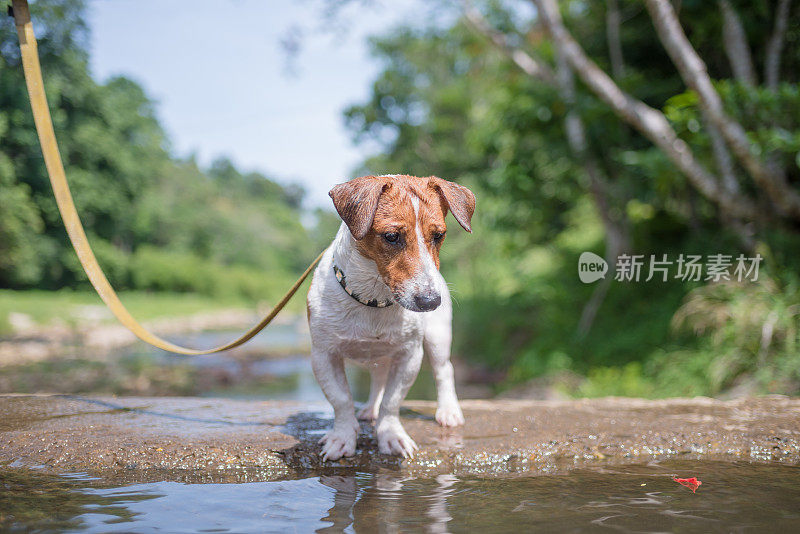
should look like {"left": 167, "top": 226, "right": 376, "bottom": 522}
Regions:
{"left": 345, "top": 0, "right": 800, "bottom": 379}
{"left": 0, "top": 0, "right": 318, "bottom": 294}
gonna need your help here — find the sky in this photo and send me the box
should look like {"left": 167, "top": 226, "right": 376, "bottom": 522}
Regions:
{"left": 87, "top": 0, "right": 432, "bottom": 208}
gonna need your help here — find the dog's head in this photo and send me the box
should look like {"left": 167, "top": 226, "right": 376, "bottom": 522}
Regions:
{"left": 329, "top": 174, "right": 475, "bottom": 312}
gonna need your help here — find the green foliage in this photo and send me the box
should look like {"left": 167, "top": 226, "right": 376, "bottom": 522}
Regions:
{"left": 670, "top": 277, "right": 800, "bottom": 392}
{"left": 576, "top": 274, "right": 800, "bottom": 398}
{"left": 577, "top": 363, "right": 654, "bottom": 398}
{"left": 0, "top": 170, "right": 48, "bottom": 285}
{"left": 129, "top": 246, "right": 297, "bottom": 302}
{"left": 346, "top": 0, "right": 800, "bottom": 397}
{"left": 665, "top": 81, "right": 800, "bottom": 187}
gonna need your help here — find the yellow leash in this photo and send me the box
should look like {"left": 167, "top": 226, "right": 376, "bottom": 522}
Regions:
{"left": 11, "top": 0, "right": 324, "bottom": 355}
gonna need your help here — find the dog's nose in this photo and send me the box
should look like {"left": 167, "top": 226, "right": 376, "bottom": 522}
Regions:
{"left": 414, "top": 293, "right": 441, "bottom": 311}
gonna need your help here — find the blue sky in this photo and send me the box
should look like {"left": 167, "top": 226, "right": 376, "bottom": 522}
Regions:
{"left": 87, "top": 0, "right": 432, "bottom": 207}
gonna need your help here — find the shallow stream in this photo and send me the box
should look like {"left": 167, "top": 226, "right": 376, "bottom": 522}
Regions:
{"left": 2, "top": 460, "right": 799, "bottom": 532}
{"left": 122, "top": 324, "right": 439, "bottom": 401}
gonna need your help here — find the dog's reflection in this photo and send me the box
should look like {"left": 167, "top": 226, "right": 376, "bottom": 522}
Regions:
{"left": 316, "top": 472, "right": 459, "bottom": 533}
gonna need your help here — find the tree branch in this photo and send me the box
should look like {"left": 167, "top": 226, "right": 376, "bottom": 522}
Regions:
{"left": 718, "top": 0, "right": 756, "bottom": 86}
{"left": 465, "top": 4, "right": 631, "bottom": 332}
{"left": 644, "top": 0, "right": 800, "bottom": 218}
{"left": 606, "top": 0, "right": 625, "bottom": 79}
{"left": 462, "top": 4, "right": 555, "bottom": 84}
{"left": 765, "top": 0, "right": 791, "bottom": 89}
{"left": 532, "top": 0, "right": 756, "bottom": 220}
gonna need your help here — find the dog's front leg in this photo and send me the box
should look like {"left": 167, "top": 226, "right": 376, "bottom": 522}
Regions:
{"left": 312, "top": 349, "right": 359, "bottom": 461}
{"left": 376, "top": 345, "right": 423, "bottom": 457}
{"left": 424, "top": 299, "right": 465, "bottom": 427}
{"left": 357, "top": 358, "right": 390, "bottom": 423}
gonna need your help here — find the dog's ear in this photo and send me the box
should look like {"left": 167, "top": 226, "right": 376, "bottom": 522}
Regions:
{"left": 430, "top": 177, "right": 476, "bottom": 233}
{"left": 329, "top": 176, "right": 391, "bottom": 240}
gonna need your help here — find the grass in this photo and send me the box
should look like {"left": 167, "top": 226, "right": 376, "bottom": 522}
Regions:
{"left": 0, "top": 289, "right": 275, "bottom": 335}
{"left": 0, "top": 355, "right": 302, "bottom": 397}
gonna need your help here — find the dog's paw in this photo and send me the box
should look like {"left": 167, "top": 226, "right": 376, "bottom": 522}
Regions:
{"left": 357, "top": 403, "right": 380, "bottom": 423}
{"left": 319, "top": 424, "right": 358, "bottom": 462}
{"left": 377, "top": 423, "right": 418, "bottom": 458}
{"left": 435, "top": 402, "right": 465, "bottom": 427}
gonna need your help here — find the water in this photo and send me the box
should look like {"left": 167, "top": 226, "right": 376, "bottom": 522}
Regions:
{"left": 122, "top": 326, "right": 439, "bottom": 402}
{"left": 2, "top": 321, "right": 473, "bottom": 400}
{"left": 2, "top": 461, "right": 799, "bottom": 532}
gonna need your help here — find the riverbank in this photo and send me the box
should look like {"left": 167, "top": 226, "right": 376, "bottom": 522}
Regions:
{"left": 0, "top": 290, "right": 306, "bottom": 365}
{"left": 2, "top": 395, "right": 797, "bottom": 481}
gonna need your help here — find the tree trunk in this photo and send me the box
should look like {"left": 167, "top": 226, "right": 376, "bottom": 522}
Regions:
{"left": 700, "top": 110, "right": 739, "bottom": 196}
{"left": 606, "top": 0, "right": 625, "bottom": 80}
{"left": 699, "top": 110, "right": 760, "bottom": 249}
{"left": 765, "top": 0, "right": 791, "bottom": 89}
{"left": 644, "top": 0, "right": 800, "bottom": 219}
{"left": 532, "top": 0, "right": 757, "bottom": 221}
{"left": 555, "top": 46, "right": 630, "bottom": 334}
{"left": 718, "top": 0, "right": 756, "bottom": 86}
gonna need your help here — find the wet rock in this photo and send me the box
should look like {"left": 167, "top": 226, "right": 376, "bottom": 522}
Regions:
{"left": 0, "top": 395, "right": 798, "bottom": 480}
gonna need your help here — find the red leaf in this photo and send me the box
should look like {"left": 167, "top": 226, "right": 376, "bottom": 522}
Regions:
{"left": 673, "top": 476, "right": 702, "bottom": 493}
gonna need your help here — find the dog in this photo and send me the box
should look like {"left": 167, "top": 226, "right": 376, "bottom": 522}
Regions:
{"left": 306, "top": 174, "right": 476, "bottom": 460}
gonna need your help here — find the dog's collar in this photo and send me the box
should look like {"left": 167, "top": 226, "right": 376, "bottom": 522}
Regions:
{"left": 333, "top": 265, "right": 394, "bottom": 308}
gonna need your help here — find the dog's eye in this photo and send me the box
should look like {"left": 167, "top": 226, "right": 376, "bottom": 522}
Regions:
{"left": 432, "top": 231, "right": 446, "bottom": 242}
{"left": 383, "top": 232, "right": 400, "bottom": 244}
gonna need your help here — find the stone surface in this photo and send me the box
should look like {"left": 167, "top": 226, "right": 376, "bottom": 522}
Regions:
{"left": 1, "top": 394, "right": 798, "bottom": 481}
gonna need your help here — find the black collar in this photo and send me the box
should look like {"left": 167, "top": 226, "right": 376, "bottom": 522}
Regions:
{"left": 333, "top": 265, "right": 394, "bottom": 308}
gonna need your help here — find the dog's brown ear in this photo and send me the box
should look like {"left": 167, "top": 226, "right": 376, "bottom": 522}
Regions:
{"left": 431, "top": 177, "right": 476, "bottom": 233}
{"left": 329, "top": 176, "right": 391, "bottom": 240}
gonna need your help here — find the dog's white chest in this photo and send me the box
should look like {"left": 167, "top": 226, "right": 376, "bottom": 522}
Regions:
{"left": 324, "top": 308, "right": 424, "bottom": 362}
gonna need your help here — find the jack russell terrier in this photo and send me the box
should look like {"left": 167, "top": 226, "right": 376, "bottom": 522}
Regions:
{"left": 306, "top": 174, "right": 476, "bottom": 460}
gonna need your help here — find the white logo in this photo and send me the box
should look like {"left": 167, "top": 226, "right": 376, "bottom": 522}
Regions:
{"left": 578, "top": 252, "right": 762, "bottom": 283}
{"left": 578, "top": 252, "right": 608, "bottom": 283}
